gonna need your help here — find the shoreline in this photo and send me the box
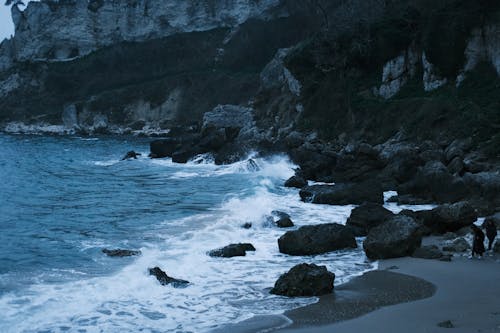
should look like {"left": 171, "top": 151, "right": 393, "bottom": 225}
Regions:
{"left": 214, "top": 249, "right": 500, "bottom": 333}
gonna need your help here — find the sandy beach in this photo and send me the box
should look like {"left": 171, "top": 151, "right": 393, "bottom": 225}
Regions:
{"left": 214, "top": 241, "right": 500, "bottom": 333}
{"left": 282, "top": 255, "right": 500, "bottom": 333}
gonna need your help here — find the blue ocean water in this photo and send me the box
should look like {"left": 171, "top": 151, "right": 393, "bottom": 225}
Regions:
{"left": 0, "top": 134, "right": 379, "bottom": 333}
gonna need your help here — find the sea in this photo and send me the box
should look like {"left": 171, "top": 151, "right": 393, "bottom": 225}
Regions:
{"left": 0, "top": 133, "right": 434, "bottom": 333}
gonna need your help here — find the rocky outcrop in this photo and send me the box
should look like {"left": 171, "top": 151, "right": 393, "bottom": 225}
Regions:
{"left": 149, "top": 267, "right": 189, "bottom": 288}
{"left": 270, "top": 263, "right": 335, "bottom": 297}
{"left": 278, "top": 223, "right": 357, "bottom": 256}
{"left": 208, "top": 243, "right": 256, "bottom": 258}
{"left": 299, "top": 182, "right": 383, "bottom": 206}
{"left": 363, "top": 215, "right": 422, "bottom": 260}
{"left": 421, "top": 202, "right": 478, "bottom": 234}
{"left": 345, "top": 203, "right": 395, "bottom": 236}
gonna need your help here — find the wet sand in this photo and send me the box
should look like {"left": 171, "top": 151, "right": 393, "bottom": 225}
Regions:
{"left": 213, "top": 253, "right": 500, "bottom": 333}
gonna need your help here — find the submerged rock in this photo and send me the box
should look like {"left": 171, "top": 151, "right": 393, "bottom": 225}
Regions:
{"left": 149, "top": 267, "right": 189, "bottom": 288}
{"left": 278, "top": 223, "right": 357, "bottom": 256}
{"left": 271, "top": 211, "right": 294, "bottom": 228}
{"left": 208, "top": 243, "right": 256, "bottom": 258}
{"left": 270, "top": 263, "right": 335, "bottom": 297}
{"left": 121, "top": 151, "right": 141, "bottom": 160}
{"left": 363, "top": 215, "right": 422, "bottom": 260}
{"left": 102, "top": 249, "right": 141, "bottom": 257}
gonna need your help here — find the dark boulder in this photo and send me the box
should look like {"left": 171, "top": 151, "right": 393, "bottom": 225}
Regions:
{"left": 149, "top": 267, "right": 189, "bottom": 288}
{"left": 411, "top": 245, "right": 445, "bottom": 260}
{"left": 242, "top": 222, "right": 252, "bottom": 229}
{"left": 271, "top": 211, "right": 294, "bottom": 228}
{"left": 423, "top": 202, "right": 477, "bottom": 234}
{"left": 102, "top": 248, "right": 141, "bottom": 257}
{"left": 278, "top": 223, "right": 357, "bottom": 256}
{"left": 463, "top": 172, "right": 500, "bottom": 214}
{"left": 288, "top": 143, "right": 337, "bottom": 182}
{"left": 345, "top": 203, "right": 394, "bottom": 236}
{"left": 121, "top": 151, "right": 141, "bottom": 160}
{"left": 331, "top": 143, "right": 386, "bottom": 183}
{"left": 208, "top": 243, "right": 256, "bottom": 258}
{"left": 299, "top": 182, "right": 383, "bottom": 206}
{"left": 363, "top": 215, "right": 422, "bottom": 260}
{"left": 285, "top": 175, "right": 308, "bottom": 189}
{"left": 483, "top": 213, "right": 500, "bottom": 230}
{"left": 150, "top": 138, "right": 180, "bottom": 158}
{"left": 270, "top": 263, "right": 335, "bottom": 297}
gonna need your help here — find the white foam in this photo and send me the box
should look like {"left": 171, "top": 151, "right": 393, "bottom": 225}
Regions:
{"left": 0, "top": 155, "right": 375, "bottom": 333}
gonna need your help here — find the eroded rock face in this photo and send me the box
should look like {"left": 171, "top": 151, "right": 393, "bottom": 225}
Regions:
{"left": 278, "top": 223, "right": 357, "bottom": 256}
{"left": 363, "top": 215, "right": 422, "bottom": 260}
{"left": 2, "top": 0, "right": 281, "bottom": 69}
{"left": 270, "top": 263, "right": 335, "bottom": 297}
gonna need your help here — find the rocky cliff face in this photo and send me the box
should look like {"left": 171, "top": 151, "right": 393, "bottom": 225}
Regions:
{"left": 1, "top": 0, "right": 282, "bottom": 70}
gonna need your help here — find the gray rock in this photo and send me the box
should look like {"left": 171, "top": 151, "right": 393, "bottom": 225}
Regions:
{"left": 346, "top": 203, "right": 395, "bottom": 236}
{"left": 278, "top": 223, "right": 357, "bottom": 256}
{"left": 442, "top": 238, "right": 470, "bottom": 252}
{"left": 270, "top": 263, "right": 335, "bottom": 297}
{"left": 363, "top": 215, "right": 422, "bottom": 260}
{"left": 208, "top": 243, "right": 256, "bottom": 258}
{"left": 424, "top": 202, "right": 478, "bottom": 234}
{"left": 412, "top": 245, "right": 444, "bottom": 260}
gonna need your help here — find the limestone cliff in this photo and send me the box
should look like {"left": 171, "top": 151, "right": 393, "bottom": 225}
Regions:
{"left": 0, "top": 0, "right": 282, "bottom": 70}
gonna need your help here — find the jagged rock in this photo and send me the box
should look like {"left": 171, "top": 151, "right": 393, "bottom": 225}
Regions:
{"left": 102, "top": 249, "right": 141, "bottom": 257}
{"left": 299, "top": 182, "right": 383, "bottom": 206}
{"left": 442, "top": 238, "right": 470, "bottom": 252}
{"left": 278, "top": 223, "right": 357, "bottom": 256}
{"left": 412, "top": 245, "right": 444, "bottom": 260}
{"left": 270, "top": 263, "right": 335, "bottom": 297}
{"left": 122, "top": 151, "right": 141, "bottom": 160}
{"left": 208, "top": 243, "right": 256, "bottom": 258}
{"left": 149, "top": 267, "right": 189, "bottom": 288}
{"left": 284, "top": 175, "right": 307, "bottom": 188}
{"left": 345, "top": 203, "right": 395, "bottom": 236}
{"left": 363, "top": 215, "right": 422, "bottom": 260}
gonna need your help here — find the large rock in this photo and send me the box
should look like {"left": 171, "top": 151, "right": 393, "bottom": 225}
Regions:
{"left": 345, "top": 203, "right": 395, "bottom": 236}
{"left": 270, "top": 263, "right": 335, "bottom": 297}
{"left": 363, "top": 215, "right": 422, "bottom": 260}
{"left": 411, "top": 245, "right": 446, "bottom": 260}
{"left": 149, "top": 267, "right": 189, "bottom": 288}
{"left": 299, "top": 182, "right": 383, "bottom": 206}
{"left": 278, "top": 223, "right": 357, "bottom": 256}
{"left": 423, "top": 202, "right": 477, "bottom": 234}
{"left": 208, "top": 243, "right": 256, "bottom": 258}
{"left": 442, "top": 238, "right": 470, "bottom": 252}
